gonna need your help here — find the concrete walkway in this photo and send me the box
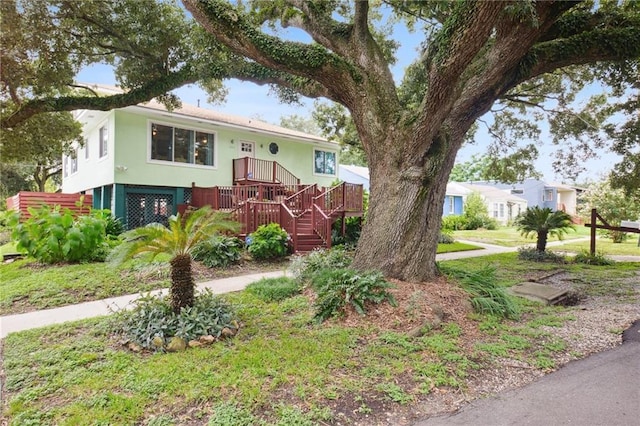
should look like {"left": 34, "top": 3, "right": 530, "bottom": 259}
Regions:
{"left": 1, "top": 237, "right": 637, "bottom": 339}
{"left": 0, "top": 270, "right": 286, "bottom": 338}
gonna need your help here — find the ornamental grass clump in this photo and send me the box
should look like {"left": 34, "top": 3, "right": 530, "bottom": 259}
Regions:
{"left": 440, "top": 264, "right": 519, "bottom": 320}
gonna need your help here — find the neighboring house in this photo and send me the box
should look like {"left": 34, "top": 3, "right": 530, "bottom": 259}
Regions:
{"left": 445, "top": 182, "right": 528, "bottom": 225}
{"left": 338, "top": 164, "right": 370, "bottom": 191}
{"left": 471, "top": 179, "right": 579, "bottom": 215}
{"left": 443, "top": 182, "right": 466, "bottom": 216}
{"left": 62, "top": 85, "right": 346, "bottom": 234}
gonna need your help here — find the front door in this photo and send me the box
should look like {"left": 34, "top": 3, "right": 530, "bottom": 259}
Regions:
{"left": 239, "top": 140, "right": 256, "bottom": 158}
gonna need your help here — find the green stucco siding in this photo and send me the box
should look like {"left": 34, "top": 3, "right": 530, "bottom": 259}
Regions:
{"left": 113, "top": 109, "right": 338, "bottom": 188}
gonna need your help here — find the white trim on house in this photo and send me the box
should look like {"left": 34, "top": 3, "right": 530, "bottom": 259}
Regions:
{"left": 146, "top": 119, "right": 219, "bottom": 170}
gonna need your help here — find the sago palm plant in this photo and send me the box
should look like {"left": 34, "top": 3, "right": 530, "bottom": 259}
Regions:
{"left": 515, "top": 206, "right": 575, "bottom": 252}
{"left": 109, "top": 207, "right": 240, "bottom": 313}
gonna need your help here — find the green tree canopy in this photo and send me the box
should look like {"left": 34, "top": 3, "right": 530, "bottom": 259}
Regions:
{"left": 0, "top": 108, "right": 82, "bottom": 192}
{"left": 2, "top": 0, "right": 639, "bottom": 281}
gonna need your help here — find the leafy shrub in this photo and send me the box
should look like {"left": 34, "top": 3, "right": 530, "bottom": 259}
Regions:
{"left": 439, "top": 229, "right": 455, "bottom": 244}
{"left": 517, "top": 247, "right": 566, "bottom": 263}
{"left": 290, "top": 246, "right": 353, "bottom": 283}
{"left": 246, "top": 277, "right": 302, "bottom": 302}
{"left": 193, "top": 235, "right": 244, "bottom": 267}
{"left": 439, "top": 264, "right": 519, "bottom": 320}
{"left": 11, "top": 205, "right": 110, "bottom": 263}
{"left": 573, "top": 250, "right": 614, "bottom": 266}
{"left": 246, "top": 223, "right": 289, "bottom": 260}
{"left": 441, "top": 215, "right": 468, "bottom": 231}
{"left": 311, "top": 268, "right": 396, "bottom": 322}
{"left": 113, "top": 289, "right": 237, "bottom": 351}
{"left": 103, "top": 213, "right": 125, "bottom": 238}
{"left": 465, "top": 215, "right": 498, "bottom": 230}
{"left": 331, "top": 216, "right": 363, "bottom": 247}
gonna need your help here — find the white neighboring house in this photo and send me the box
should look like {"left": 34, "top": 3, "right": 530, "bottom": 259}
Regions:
{"left": 338, "top": 164, "right": 370, "bottom": 191}
{"left": 447, "top": 182, "right": 528, "bottom": 225}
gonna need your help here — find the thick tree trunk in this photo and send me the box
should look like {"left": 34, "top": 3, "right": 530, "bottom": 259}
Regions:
{"left": 170, "top": 254, "right": 195, "bottom": 313}
{"left": 352, "top": 129, "right": 461, "bottom": 282}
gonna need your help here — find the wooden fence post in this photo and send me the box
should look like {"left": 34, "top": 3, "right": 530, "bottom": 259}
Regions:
{"left": 590, "top": 208, "right": 597, "bottom": 256}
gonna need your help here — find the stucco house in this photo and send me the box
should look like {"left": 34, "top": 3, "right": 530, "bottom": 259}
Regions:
{"left": 444, "top": 182, "right": 528, "bottom": 225}
{"left": 62, "top": 86, "right": 362, "bottom": 250}
{"left": 472, "top": 179, "right": 579, "bottom": 215}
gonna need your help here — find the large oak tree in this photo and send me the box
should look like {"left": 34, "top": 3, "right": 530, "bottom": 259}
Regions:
{"left": 2, "top": 0, "right": 639, "bottom": 282}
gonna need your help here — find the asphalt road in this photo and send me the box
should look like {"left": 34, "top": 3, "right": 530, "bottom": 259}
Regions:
{"left": 414, "top": 339, "right": 640, "bottom": 426}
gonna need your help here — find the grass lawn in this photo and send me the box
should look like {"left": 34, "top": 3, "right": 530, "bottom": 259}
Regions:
{"left": 436, "top": 241, "right": 482, "bottom": 254}
{"left": 555, "top": 237, "right": 640, "bottom": 256}
{"left": 1, "top": 241, "right": 19, "bottom": 256}
{"left": 3, "top": 253, "right": 637, "bottom": 425}
{"left": 453, "top": 226, "right": 590, "bottom": 247}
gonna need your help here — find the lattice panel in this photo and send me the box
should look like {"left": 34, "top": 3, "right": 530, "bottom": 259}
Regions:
{"left": 126, "top": 193, "right": 174, "bottom": 229}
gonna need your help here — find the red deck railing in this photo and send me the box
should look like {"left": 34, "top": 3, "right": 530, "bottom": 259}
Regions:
{"left": 233, "top": 157, "right": 300, "bottom": 187}
{"left": 314, "top": 182, "right": 364, "bottom": 215}
{"left": 190, "top": 180, "right": 364, "bottom": 252}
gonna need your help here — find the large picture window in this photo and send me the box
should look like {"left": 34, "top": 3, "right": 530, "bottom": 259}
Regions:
{"left": 150, "top": 123, "right": 215, "bottom": 166}
{"left": 314, "top": 149, "right": 336, "bottom": 175}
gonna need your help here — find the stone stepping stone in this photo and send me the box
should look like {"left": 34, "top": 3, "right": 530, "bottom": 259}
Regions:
{"left": 507, "top": 282, "right": 569, "bottom": 305}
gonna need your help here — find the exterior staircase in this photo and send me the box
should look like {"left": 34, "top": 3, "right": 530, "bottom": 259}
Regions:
{"left": 189, "top": 157, "right": 364, "bottom": 253}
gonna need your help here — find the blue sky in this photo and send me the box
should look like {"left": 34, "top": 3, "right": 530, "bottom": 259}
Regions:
{"left": 75, "top": 18, "right": 616, "bottom": 184}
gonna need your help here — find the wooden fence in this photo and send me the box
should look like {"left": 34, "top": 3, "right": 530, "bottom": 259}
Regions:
{"left": 6, "top": 192, "right": 93, "bottom": 220}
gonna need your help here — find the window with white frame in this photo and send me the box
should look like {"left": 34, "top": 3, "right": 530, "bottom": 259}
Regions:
{"left": 84, "top": 138, "right": 89, "bottom": 159}
{"left": 543, "top": 189, "right": 554, "bottom": 202}
{"left": 448, "top": 196, "right": 455, "bottom": 214}
{"left": 150, "top": 123, "right": 215, "bottom": 166}
{"left": 99, "top": 126, "right": 108, "bottom": 158}
{"left": 63, "top": 157, "right": 68, "bottom": 177}
{"left": 493, "top": 203, "right": 499, "bottom": 218}
{"left": 314, "top": 149, "right": 336, "bottom": 175}
{"left": 70, "top": 148, "right": 78, "bottom": 174}
{"left": 499, "top": 203, "right": 505, "bottom": 218}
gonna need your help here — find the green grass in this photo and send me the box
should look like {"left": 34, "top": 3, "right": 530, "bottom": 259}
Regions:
{"left": 1, "top": 241, "right": 19, "bottom": 255}
{"left": 3, "top": 252, "right": 638, "bottom": 425}
{"left": 436, "top": 242, "right": 482, "bottom": 254}
{"left": 439, "top": 252, "right": 639, "bottom": 296}
{"left": 453, "top": 226, "right": 590, "bottom": 247}
{"left": 0, "top": 258, "right": 171, "bottom": 315}
{"left": 558, "top": 238, "right": 640, "bottom": 256}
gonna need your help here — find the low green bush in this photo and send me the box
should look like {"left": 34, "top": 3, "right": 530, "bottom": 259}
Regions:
{"left": 290, "top": 246, "right": 353, "bottom": 283}
{"left": 311, "top": 268, "right": 396, "bottom": 322}
{"left": 439, "top": 230, "right": 455, "bottom": 244}
{"left": 246, "top": 223, "right": 289, "bottom": 260}
{"left": 439, "top": 264, "right": 519, "bottom": 320}
{"left": 573, "top": 250, "right": 614, "bottom": 266}
{"left": 246, "top": 277, "right": 301, "bottom": 302}
{"left": 331, "top": 216, "right": 362, "bottom": 247}
{"left": 10, "top": 205, "right": 111, "bottom": 263}
{"left": 441, "top": 215, "right": 468, "bottom": 231}
{"left": 112, "top": 289, "right": 237, "bottom": 351}
{"left": 193, "top": 235, "right": 244, "bottom": 267}
{"left": 517, "top": 247, "right": 566, "bottom": 263}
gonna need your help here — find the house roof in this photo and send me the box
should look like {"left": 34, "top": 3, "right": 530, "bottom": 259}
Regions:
{"left": 338, "top": 164, "right": 370, "bottom": 180}
{"left": 450, "top": 182, "right": 528, "bottom": 203}
{"left": 75, "top": 83, "right": 331, "bottom": 145}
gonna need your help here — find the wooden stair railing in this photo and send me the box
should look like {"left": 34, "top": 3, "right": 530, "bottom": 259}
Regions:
{"left": 311, "top": 204, "right": 332, "bottom": 248}
{"left": 233, "top": 157, "right": 301, "bottom": 187}
{"left": 285, "top": 184, "right": 317, "bottom": 214}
